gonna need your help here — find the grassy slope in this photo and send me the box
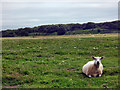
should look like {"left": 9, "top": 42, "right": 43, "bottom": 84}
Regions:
{"left": 2, "top": 34, "right": 119, "bottom": 88}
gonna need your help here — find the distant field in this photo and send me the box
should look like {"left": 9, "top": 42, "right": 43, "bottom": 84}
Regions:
{"left": 1, "top": 33, "right": 118, "bottom": 40}
{"left": 2, "top": 34, "right": 119, "bottom": 88}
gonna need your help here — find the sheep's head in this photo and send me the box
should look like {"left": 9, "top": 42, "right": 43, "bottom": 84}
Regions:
{"left": 92, "top": 56, "right": 104, "bottom": 67}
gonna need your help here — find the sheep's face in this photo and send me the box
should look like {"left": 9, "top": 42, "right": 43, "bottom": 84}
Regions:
{"left": 92, "top": 56, "right": 104, "bottom": 67}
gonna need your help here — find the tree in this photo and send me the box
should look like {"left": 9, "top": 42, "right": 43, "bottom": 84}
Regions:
{"left": 83, "top": 22, "right": 97, "bottom": 29}
{"left": 57, "top": 24, "right": 66, "bottom": 35}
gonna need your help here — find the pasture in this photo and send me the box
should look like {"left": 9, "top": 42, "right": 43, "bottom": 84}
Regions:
{"left": 2, "top": 34, "right": 119, "bottom": 88}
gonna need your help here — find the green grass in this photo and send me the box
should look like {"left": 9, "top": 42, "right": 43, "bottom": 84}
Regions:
{"left": 2, "top": 35, "right": 119, "bottom": 88}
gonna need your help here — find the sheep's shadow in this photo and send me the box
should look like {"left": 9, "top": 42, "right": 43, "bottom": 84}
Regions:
{"left": 81, "top": 72, "right": 103, "bottom": 78}
{"left": 79, "top": 72, "right": 89, "bottom": 78}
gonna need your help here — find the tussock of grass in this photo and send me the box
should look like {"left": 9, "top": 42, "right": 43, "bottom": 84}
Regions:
{"left": 2, "top": 35, "right": 119, "bottom": 88}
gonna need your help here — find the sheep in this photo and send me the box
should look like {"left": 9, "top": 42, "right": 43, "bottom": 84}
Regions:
{"left": 82, "top": 56, "right": 104, "bottom": 77}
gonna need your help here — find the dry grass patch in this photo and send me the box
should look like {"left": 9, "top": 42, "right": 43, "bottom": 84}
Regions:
{"left": 1, "top": 33, "right": 118, "bottom": 40}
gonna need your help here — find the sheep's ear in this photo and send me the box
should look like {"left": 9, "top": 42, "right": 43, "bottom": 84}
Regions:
{"left": 101, "top": 56, "right": 104, "bottom": 60}
{"left": 91, "top": 56, "right": 95, "bottom": 59}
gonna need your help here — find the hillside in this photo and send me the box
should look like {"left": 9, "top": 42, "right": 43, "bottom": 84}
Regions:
{"left": 1, "top": 20, "right": 119, "bottom": 37}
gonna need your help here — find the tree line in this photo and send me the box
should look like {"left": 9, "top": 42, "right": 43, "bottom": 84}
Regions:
{"left": 1, "top": 20, "right": 119, "bottom": 37}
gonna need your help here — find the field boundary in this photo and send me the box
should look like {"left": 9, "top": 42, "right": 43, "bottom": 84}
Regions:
{"left": 1, "top": 33, "right": 118, "bottom": 40}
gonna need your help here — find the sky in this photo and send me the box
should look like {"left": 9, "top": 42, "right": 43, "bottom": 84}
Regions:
{"left": 0, "top": 0, "right": 119, "bottom": 30}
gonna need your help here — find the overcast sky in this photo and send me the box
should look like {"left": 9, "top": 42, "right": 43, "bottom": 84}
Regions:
{"left": 0, "top": 0, "right": 119, "bottom": 30}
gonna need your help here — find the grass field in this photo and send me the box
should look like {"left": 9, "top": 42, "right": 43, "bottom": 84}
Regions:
{"left": 2, "top": 34, "right": 119, "bottom": 88}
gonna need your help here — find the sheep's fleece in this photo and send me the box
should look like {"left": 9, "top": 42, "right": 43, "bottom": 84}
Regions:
{"left": 82, "top": 56, "right": 104, "bottom": 77}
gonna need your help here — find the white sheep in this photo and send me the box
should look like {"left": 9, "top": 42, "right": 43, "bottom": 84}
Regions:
{"left": 82, "top": 56, "right": 104, "bottom": 77}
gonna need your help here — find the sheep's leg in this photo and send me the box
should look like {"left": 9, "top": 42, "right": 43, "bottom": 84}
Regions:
{"left": 99, "top": 74, "right": 102, "bottom": 77}
{"left": 85, "top": 73, "right": 91, "bottom": 78}
{"left": 86, "top": 70, "right": 91, "bottom": 78}
{"left": 88, "top": 75, "right": 91, "bottom": 78}
{"left": 98, "top": 69, "right": 102, "bottom": 77}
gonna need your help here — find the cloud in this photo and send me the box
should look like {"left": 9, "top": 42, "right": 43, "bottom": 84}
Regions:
{"left": 1, "top": 1, "right": 118, "bottom": 30}
{"left": 1, "top": 0, "right": 119, "bottom": 2}
{"left": 28, "top": 19, "right": 40, "bottom": 22}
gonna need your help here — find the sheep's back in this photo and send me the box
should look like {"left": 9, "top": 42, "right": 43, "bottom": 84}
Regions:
{"left": 82, "top": 61, "right": 94, "bottom": 74}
